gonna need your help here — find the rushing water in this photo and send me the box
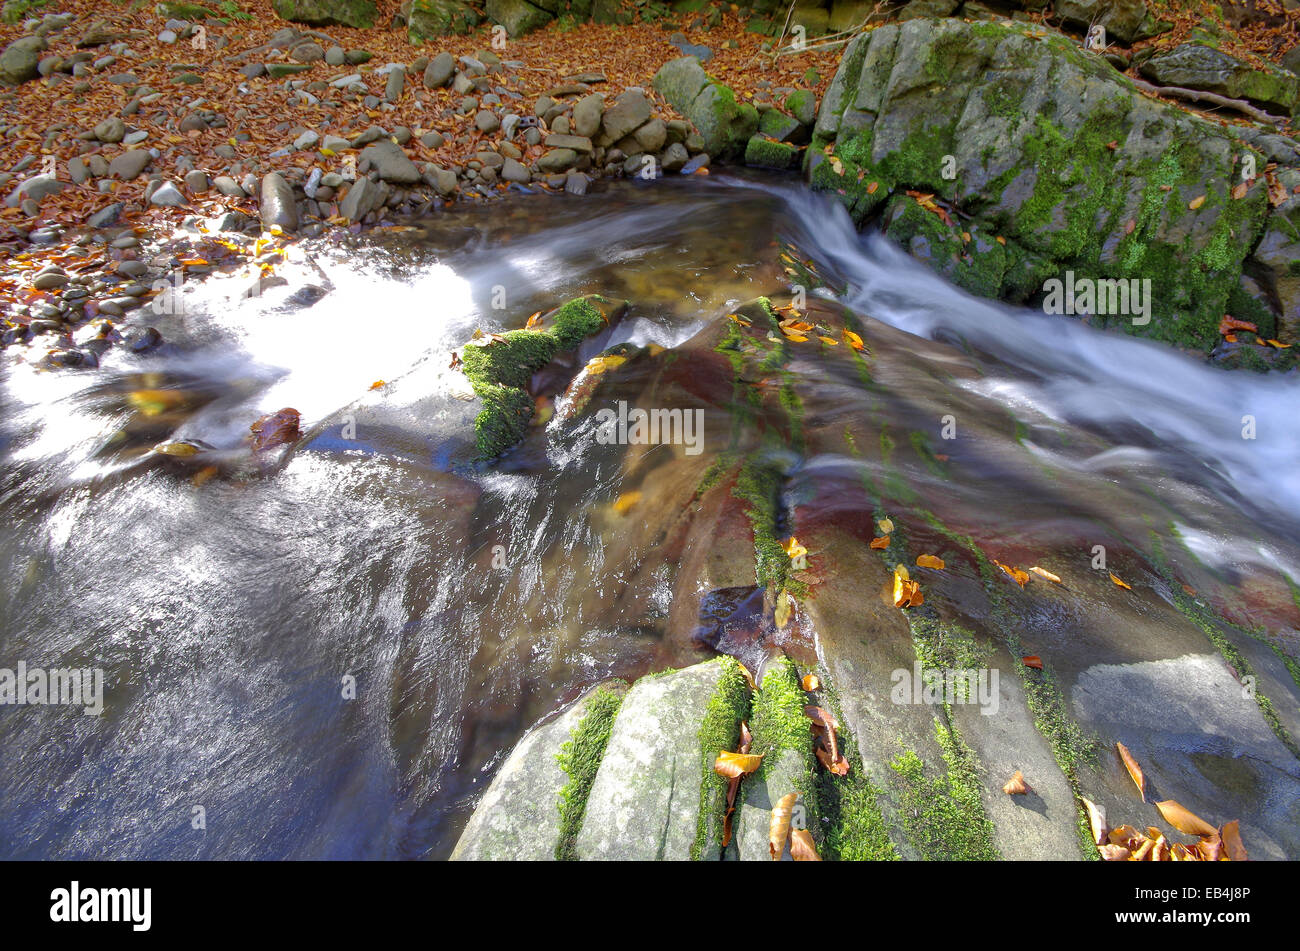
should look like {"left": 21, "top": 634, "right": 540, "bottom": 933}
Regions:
{"left": 1, "top": 173, "right": 1297, "bottom": 859}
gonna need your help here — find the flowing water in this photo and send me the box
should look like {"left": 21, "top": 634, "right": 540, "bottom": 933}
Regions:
{"left": 2, "top": 173, "right": 1297, "bottom": 859}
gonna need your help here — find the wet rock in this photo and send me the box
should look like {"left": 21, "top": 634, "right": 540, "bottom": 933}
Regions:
{"left": 450, "top": 682, "right": 628, "bottom": 861}
{"left": 563, "top": 170, "right": 589, "bottom": 195}
{"left": 338, "top": 175, "right": 384, "bottom": 220}
{"left": 259, "top": 172, "right": 299, "bottom": 231}
{"left": 123, "top": 326, "right": 162, "bottom": 353}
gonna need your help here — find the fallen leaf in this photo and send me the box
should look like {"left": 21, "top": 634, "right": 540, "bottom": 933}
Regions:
{"left": 1188, "top": 195, "right": 1206, "bottom": 209}
{"left": 714, "top": 750, "right": 764, "bottom": 778}
{"left": 1154, "top": 800, "right": 1218, "bottom": 838}
{"left": 1028, "top": 566, "right": 1062, "bottom": 584}
{"left": 774, "top": 589, "right": 793, "bottom": 630}
{"left": 1003, "top": 770, "right": 1030, "bottom": 795}
{"left": 612, "top": 491, "right": 642, "bottom": 514}
{"left": 369, "top": 380, "right": 386, "bottom": 390}
{"left": 869, "top": 536, "right": 891, "bottom": 549}
{"left": 769, "top": 792, "right": 798, "bottom": 860}
{"left": 877, "top": 517, "right": 894, "bottom": 534}
{"left": 817, "top": 335, "right": 839, "bottom": 346}
{"left": 866, "top": 181, "right": 878, "bottom": 195}
{"left": 1232, "top": 181, "right": 1249, "bottom": 200}
{"left": 1099, "top": 843, "right": 1132, "bottom": 861}
{"left": 801, "top": 674, "right": 820, "bottom": 691}
{"left": 994, "top": 560, "right": 1029, "bottom": 587}
{"left": 249, "top": 408, "right": 300, "bottom": 452}
{"left": 1082, "top": 796, "right": 1109, "bottom": 846}
{"left": 1109, "top": 572, "right": 1131, "bottom": 590}
{"left": 916, "top": 554, "right": 945, "bottom": 570}
{"left": 842, "top": 329, "right": 866, "bottom": 351}
{"left": 789, "top": 828, "right": 821, "bottom": 860}
{"left": 1220, "top": 820, "right": 1248, "bottom": 861}
{"left": 1022, "top": 655, "right": 1043, "bottom": 670}
{"left": 782, "top": 537, "right": 807, "bottom": 560}
{"left": 1117, "top": 741, "right": 1147, "bottom": 800}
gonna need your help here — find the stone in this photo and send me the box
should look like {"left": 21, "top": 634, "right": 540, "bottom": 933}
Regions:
{"left": 0, "top": 35, "right": 45, "bottom": 85}
{"left": 500, "top": 157, "right": 530, "bottom": 183}
{"left": 474, "top": 109, "right": 500, "bottom": 133}
{"left": 450, "top": 682, "right": 627, "bottom": 861}
{"left": 270, "top": 0, "right": 377, "bottom": 29}
{"left": 542, "top": 133, "right": 592, "bottom": 153}
{"left": 572, "top": 93, "right": 604, "bottom": 139}
{"left": 599, "top": 89, "right": 652, "bottom": 143}
{"left": 652, "top": 57, "right": 757, "bottom": 159}
{"left": 293, "top": 130, "right": 320, "bottom": 151}
{"left": 1139, "top": 43, "right": 1299, "bottom": 116}
{"left": 259, "top": 171, "right": 299, "bottom": 231}
{"left": 5, "top": 173, "right": 64, "bottom": 207}
{"left": 384, "top": 68, "right": 405, "bottom": 102}
{"left": 86, "top": 203, "right": 124, "bottom": 228}
{"left": 485, "top": 0, "right": 552, "bottom": 38}
{"left": 107, "top": 149, "right": 151, "bottom": 180}
{"left": 149, "top": 181, "right": 186, "bottom": 206}
{"left": 360, "top": 139, "right": 420, "bottom": 184}
{"left": 423, "top": 51, "right": 455, "bottom": 88}
{"left": 574, "top": 662, "right": 735, "bottom": 861}
{"left": 1054, "top": 0, "right": 1166, "bottom": 45}
{"left": 405, "top": 0, "right": 482, "bottom": 42}
{"left": 537, "top": 148, "right": 578, "bottom": 172}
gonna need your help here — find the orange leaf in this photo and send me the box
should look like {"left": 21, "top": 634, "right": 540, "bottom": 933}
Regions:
{"left": 1081, "top": 796, "right": 1109, "bottom": 846}
{"left": 1028, "top": 566, "right": 1062, "bottom": 584}
{"left": 1188, "top": 195, "right": 1206, "bottom": 209}
{"left": 1154, "top": 800, "right": 1217, "bottom": 838}
{"left": 866, "top": 181, "right": 878, "bottom": 195}
{"left": 801, "top": 674, "right": 820, "bottom": 691}
{"left": 916, "top": 554, "right": 945, "bottom": 570}
{"left": 790, "top": 828, "right": 821, "bottom": 860}
{"left": 1099, "top": 843, "right": 1131, "bottom": 861}
{"left": 870, "top": 536, "right": 891, "bottom": 549}
{"left": 842, "top": 329, "right": 866, "bottom": 351}
{"left": 1220, "top": 820, "right": 1248, "bottom": 861}
{"left": 1109, "top": 572, "right": 1131, "bottom": 590}
{"left": 816, "top": 743, "right": 851, "bottom": 776}
{"left": 714, "top": 750, "right": 764, "bottom": 778}
{"left": 994, "top": 560, "right": 1028, "bottom": 587}
{"left": 1117, "top": 741, "right": 1147, "bottom": 800}
{"left": 1003, "top": 770, "right": 1031, "bottom": 795}
{"left": 769, "top": 792, "right": 798, "bottom": 860}
{"left": 1022, "top": 655, "right": 1043, "bottom": 670}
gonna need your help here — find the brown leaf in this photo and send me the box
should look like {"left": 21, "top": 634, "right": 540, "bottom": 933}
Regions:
{"left": 1099, "top": 843, "right": 1131, "bottom": 861}
{"left": 1003, "top": 770, "right": 1030, "bottom": 795}
{"left": 1117, "top": 741, "right": 1147, "bottom": 800}
{"left": 869, "top": 535, "right": 891, "bottom": 549}
{"left": 769, "top": 792, "right": 798, "bottom": 860}
{"left": 790, "top": 828, "right": 821, "bottom": 861}
{"left": 249, "top": 408, "right": 301, "bottom": 452}
{"left": 816, "top": 742, "right": 851, "bottom": 776}
{"left": 1021, "top": 655, "right": 1043, "bottom": 670}
{"left": 1081, "top": 796, "right": 1109, "bottom": 846}
{"left": 1220, "top": 820, "right": 1248, "bottom": 861}
{"left": 714, "top": 750, "right": 764, "bottom": 778}
{"left": 1154, "top": 800, "right": 1217, "bottom": 838}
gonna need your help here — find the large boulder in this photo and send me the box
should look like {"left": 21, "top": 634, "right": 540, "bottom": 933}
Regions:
{"left": 486, "top": 0, "right": 553, "bottom": 37}
{"left": 271, "top": 0, "right": 377, "bottom": 29}
{"left": 652, "top": 56, "right": 759, "bottom": 159}
{"left": 1053, "top": 0, "right": 1168, "bottom": 45}
{"left": 451, "top": 682, "right": 627, "bottom": 861}
{"left": 0, "top": 35, "right": 46, "bottom": 85}
{"left": 1138, "top": 43, "right": 1300, "bottom": 117}
{"left": 808, "top": 18, "right": 1293, "bottom": 352}
{"left": 405, "top": 0, "right": 483, "bottom": 40}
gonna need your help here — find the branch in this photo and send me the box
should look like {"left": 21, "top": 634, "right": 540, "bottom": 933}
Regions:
{"left": 1130, "top": 77, "right": 1289, "bottom": 128}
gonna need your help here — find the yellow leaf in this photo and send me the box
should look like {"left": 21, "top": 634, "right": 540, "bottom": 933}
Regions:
{"left": 1109, "top": 571, "right": 1131, "bottom": 590}
{"left": 774, "top": 589, "right": 793, "bottom": 630}
{"left": 818, "top": 335, "right": 839, "bottom": 346}
{"left": 714, "top": 750, "right": 764, "bottom": 778}
{"left": 842, "top": 329, "right": 865, "bottom": 351}
{"left": 916, "top": 554, "right": 945, "bottom": 570}
{"left": 1028, "top": 566, "right": 1062, "bottom": 584}
{"left": 769, "top": 792, "right": 798, "bottom": 860}
{"left": 790, "top": 829, "right": 821, "bottom": 861}
{"left": 612, "top": 491, "right": 642, "bottom": 514}
{"left": 877, "top": 517, "right": 894, "bottom": 535}
{"left": 1188, "top": 195, "right": 1206, "bottom": 210}
{"left": 1117, "top": 741, "right": 1147, "bottom": 800}
{"left": 782, "top": 537, "right": 807, "bottom": 559}
{"left": 1155, "top": 800, "right": 1217, "bottom": 838}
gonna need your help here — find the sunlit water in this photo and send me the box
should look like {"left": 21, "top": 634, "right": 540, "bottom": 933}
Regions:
{"left": 1, "top": 174, "right": 1296, "bottom": 859}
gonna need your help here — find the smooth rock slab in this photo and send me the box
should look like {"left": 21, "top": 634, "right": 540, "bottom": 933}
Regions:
{"left": 451, "top": 681, "right": 627, "bottom": 861}
{"left": 575, "top": 662, "right": 728, "bottom": 861}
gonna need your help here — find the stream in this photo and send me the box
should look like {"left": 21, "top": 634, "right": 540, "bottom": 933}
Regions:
{"left": 2, "top": 172, "right": 1297, "bottom": 859}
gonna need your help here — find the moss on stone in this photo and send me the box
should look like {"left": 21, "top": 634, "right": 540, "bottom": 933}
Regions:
{"left": 549, "top": 295, "right": 610, "bottom": 350}
{"left": 744, "top": 135, "right": 800, "bottom": 171}
{"left": 692, "top": 657, "right": 753, "bottom": 860}
{"left": 555, "top": 685, "right": 625, "bottom": 860}
{"left": 748, "top": 656, "right": 820, "bottom": 839}
{"left": 889, "top": 717, "right": 1000, "bottom": 861}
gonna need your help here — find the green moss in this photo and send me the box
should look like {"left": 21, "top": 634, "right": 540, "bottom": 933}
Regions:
{"left": 555, "top": 686, "right": 625, "bottom": 860}
{"left": 692, "top": 657, "right": 753, "bottom": 860}
{"left": 889, "top": 718, "right": 1000, "bottom": 861}
{"left": 814, "top": 675, "right": 899, "bottom": 861}
{"left": 732, "top": 458, "right": 788, "bottom": 591}
{"left": 744, "top": 135, "right": 800, "bottom": 171}
{"left": 748, "top": 656, "right": 820, "bottom": 839}
{"left": 549, "top": 295, "right": 611, "bottom": 350}
{"left": 462, "top": 330, "right": 558, "bottom": 390}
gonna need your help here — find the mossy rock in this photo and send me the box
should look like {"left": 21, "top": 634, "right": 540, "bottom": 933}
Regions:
{"left": 271, "top": 0, "right": 376, "bottom": 29}
{"left": 406, "top": 0, "right": 483, "bottom": 40}
{"left": 652, "top": 56, "right": 758, "bottom": 159}
{"left": 155, "top": 2, "right": 220, "bottom": 19}
{"left": 485, "top": 0, "right": 553, "bottom": 36}
{"left": 744, "top": 135, "right": 799, "bottom": 171}
{"left": 460, "top": 295, "right": 628, "bottom": 461}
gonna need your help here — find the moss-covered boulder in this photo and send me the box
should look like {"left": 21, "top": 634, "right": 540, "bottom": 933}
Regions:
{"left": 460, "top": 295, "right": 628, "bottom": 461}
{"left": 744, "top": 135, "right": 800, "bottom": 170}
{"left": 1053, "top": 0, "right": 1169, "bottom": 45}
{"left": 271, "top": 0, "right": 376, "bottom": 28}
{"left": 406, "top": 0, "right": 483, "bottom": 39}
{"left": 485, "top": 0, "right": 553, "bottom": 36}
{"left": 808, "top": 17, "right": 1297, "bottom": 353}
{"left": 652, "top": 56, "right": 759, "bottom": 159}
{"left": 1138, "top": 43, "right": 1300, "bottom": 117}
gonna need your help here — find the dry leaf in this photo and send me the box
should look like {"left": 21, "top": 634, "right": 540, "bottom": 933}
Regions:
{"left": 613, "top": 491, "right": 642, "bottom": 514}
{"left": 1099, "top": 843, "right": 1132, "bottom": 861}
{"left": 790, "top": 828, "right": 821, "bottom": 860}
{"left": 801, "top": 673, "right": 820, "bottom": 691}
{"left": 916, "top": 554, "right": 945, "bottom": 570}
{"left": 842, "top": 329, "right": 866, "bottom": 351}
{"left": 1188, "top": 195, "right": 1206, "bottom": 209}
{"left": 769, "top": 792, "right": 798, "bottom": 860}
{"left": 877, "top": 517, "right": 894, "bottom": 534}
{"left": 714, "top": 750, "right": 764, "bottom": 778}
{"left": 1154, "top": 800, "right": 1217, "bottom": 838}
{"left": 994, "top": 560, "right": 1029, "bottom": 587}
{"left": 1117, "top": 742, "right": 1147, "bottom": 800}
{"left": 869, "top": 536, "right": 891, "bottom": 549}
{"left": 1082, "top": 796, "right": 1109, "bottom": 846}
{"left": 1021, "top": 655, "right": 1043, "bottom": 670}
{"left": 774, "top": 589, "right": 793, "bottom": 630}
{"left": 1109, "top": 572, "right": 1131, "bottom": 590}
{"left": 1028, "top": 566, "right": 1062, "bottom": 584}
{"left": 1220, "top": 820, "right": 1248, "bottom": 861}
{"left": 1003, "top": 770, "right": 1030, "bottom": 795}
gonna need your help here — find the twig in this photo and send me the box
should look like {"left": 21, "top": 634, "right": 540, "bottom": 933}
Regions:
{"left": 1130, "top": 77, "right": 1288, "bottom": 127}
